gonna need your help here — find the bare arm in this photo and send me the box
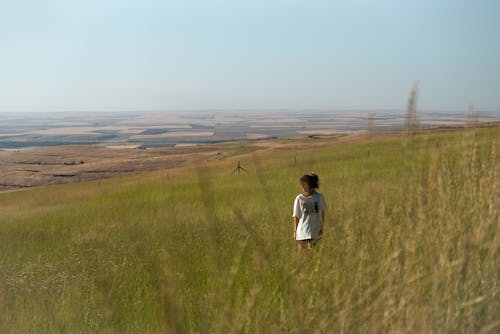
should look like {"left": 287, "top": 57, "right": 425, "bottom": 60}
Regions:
{"left": 293, "top": 217, "right": 299, "bottom": 239}
{"left": 320, "top": 210, "right": 326, "bottom": 235}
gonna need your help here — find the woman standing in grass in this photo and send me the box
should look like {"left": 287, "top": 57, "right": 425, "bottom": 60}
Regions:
{"left": 292, "top": 173, "right": 327, "bottom": 253}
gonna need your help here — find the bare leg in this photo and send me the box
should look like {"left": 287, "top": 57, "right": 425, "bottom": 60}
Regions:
{"left": 297, "top": 241, "right": 307, "bottom": 254}
{"left": 297, "top": 240, "right": 312, "bottom": 253}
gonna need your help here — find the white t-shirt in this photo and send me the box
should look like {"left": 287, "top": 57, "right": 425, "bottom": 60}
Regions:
{"left": 292, "top": 192, "right": 326, "bottom": 240}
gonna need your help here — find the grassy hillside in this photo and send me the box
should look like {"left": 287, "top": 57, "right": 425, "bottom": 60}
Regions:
{"left": 0, "top": 127, "right": 498, "bottom": 333}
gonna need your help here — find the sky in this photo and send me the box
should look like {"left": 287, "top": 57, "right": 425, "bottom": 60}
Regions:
{"left": 0, "top": 0, "right": 499, "bottom": 112}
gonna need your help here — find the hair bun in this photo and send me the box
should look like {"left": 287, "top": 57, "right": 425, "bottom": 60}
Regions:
{"left": 301, "top": 173, "right": 320, "bottom": 189}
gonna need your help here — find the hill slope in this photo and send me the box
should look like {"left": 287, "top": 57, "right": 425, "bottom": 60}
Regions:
{"left": 0, "top": 126, "right": 498, "bottom": 333}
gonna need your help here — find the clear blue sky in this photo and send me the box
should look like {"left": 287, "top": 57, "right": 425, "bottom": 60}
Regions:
{"left": 1, "top": 0, "right": 499, "bottom": 112}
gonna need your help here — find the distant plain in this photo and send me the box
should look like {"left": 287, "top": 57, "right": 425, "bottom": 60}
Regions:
{"left": 0, "top": 110, "right": 498, "bottom": 191}
{"left": 2, "top": 110, "right": 498, "bottom": 150}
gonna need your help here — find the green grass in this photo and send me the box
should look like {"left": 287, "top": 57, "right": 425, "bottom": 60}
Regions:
{"left": 220, "top": 144, "right": 266, "bottom": 159}
{"left": 0, "top": 127, "right": 498, "bottom": 333}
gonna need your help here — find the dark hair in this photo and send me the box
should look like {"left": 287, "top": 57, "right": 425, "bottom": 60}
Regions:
{"left": 300, "top": 173, "right": 319, "bottom": 190}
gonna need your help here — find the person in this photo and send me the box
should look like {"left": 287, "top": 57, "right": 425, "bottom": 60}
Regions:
{"left": 292, "top": 173, "right": 327, "bottom": 253}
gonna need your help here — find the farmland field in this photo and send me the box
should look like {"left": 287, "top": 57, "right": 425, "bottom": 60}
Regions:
{"left": 0, "top": 126, "right": 498, "bottom": 333}
{"left": 2, "top": 110, "right": 498, "bottom": 151}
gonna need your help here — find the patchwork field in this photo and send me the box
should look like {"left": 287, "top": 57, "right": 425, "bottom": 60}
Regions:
{"left": 0, "top": 125, "right": 498, "bottom": 332}
{"left": 1, "top": 121, "right": 498, "bottom": 192}
{"left": 1, "top": 110, "right": 498, "bottom": 151}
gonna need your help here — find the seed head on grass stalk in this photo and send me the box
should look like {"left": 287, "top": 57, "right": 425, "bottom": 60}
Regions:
{"left": 404, "top": 81, "right": 420, "bottom": 133}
